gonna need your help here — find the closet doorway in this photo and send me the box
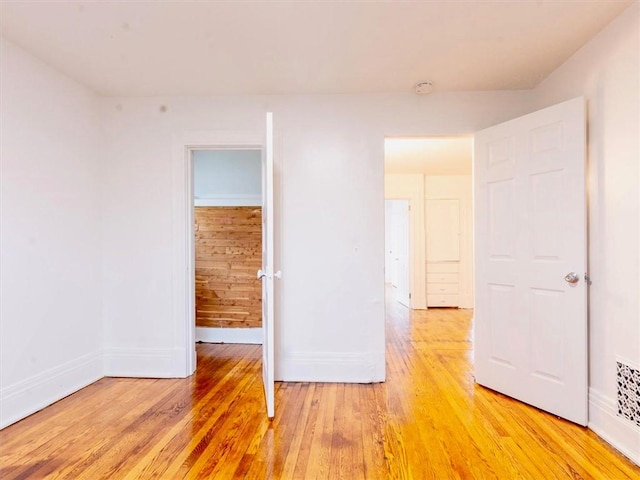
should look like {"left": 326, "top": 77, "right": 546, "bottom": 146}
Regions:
{"left": 193, "top": 149, "right": 263, "bottom": 344}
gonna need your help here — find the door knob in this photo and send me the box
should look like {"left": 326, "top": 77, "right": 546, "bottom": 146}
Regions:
{"left": 258, "top": 269, "right": 281, "bottom": 280}
{"left": 564, "top": 272, "right": 580, "bottom": 284}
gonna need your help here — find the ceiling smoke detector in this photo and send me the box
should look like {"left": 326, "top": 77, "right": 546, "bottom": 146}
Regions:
{"left": 415, "top": 81, "right": 433, "bottom": 95}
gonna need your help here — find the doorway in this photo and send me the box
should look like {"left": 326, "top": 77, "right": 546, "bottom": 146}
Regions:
{"left": 382, "top": 98, "right": 588, "bottom": 427}
{"left": 192, "top": 149, "right": 263, "bottom": 345}
{"left": 383, "top": 136, "right": 474, "bottom": 311}
{"left": 385, "top": 199, "right": 411, "bottom": 307}
{"left": 172, "top": 115, "right": 276, "bottom": 418}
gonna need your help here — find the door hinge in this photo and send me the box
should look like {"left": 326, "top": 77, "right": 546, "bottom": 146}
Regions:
{"left": 584, "top": 273, "right": 592, "bottom": 286}
{"left": 409, "top": 293, "right": 412, "bottom": 299}
{"left": 408, "top": 204, "right": 411, "bottom": 211}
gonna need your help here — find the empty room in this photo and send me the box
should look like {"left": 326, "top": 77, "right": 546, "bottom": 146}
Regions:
{"left": 1, "top": 1, "right": 639, "bottom": 478}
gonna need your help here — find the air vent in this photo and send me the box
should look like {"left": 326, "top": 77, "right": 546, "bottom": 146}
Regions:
{"left": 617, "top": 360, "right": 640, "bottom": 426}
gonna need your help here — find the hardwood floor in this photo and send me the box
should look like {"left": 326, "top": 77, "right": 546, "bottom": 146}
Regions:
{"left": 1, "top": 300, "right": 638, "bottom": 479}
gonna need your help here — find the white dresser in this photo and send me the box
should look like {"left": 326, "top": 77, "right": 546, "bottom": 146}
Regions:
{"left": 427, "top": 262, "right": 459, "bottom": 307}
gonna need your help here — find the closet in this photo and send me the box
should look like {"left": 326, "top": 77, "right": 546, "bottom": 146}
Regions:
{"left": 424, "top": 176, "right": 471, "bottom": 308}
{"left": 193, "top": 149, "right": 263, "bottom": 343}
{"left": 426, "top": 198, "right": 460, "bottom": 306}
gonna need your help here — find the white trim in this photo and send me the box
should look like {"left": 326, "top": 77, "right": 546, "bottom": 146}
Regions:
{"left": 196, "top": 327, "right": 263, "bottom": 344}
{"left": 385, "top": 174, "right": 427, "bottom": 309}
{"left": 588, "top": 387, "right": 640, "bottom": 466}
{"left": 194, "top": 194, "right": 262, "bottom": 207}
{"left": 275, "top": 352, "right": 383, "bottom": 383}
{"left": 0, "top": 352, "right": 103, "bottom": 429}
{"left": 172, "top": 130, "right": 264, "bottom": 378}
{"left": 104, "top": 347, "right": 186, "bottom": 378}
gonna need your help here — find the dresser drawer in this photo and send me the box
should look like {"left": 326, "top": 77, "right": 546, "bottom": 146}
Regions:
{"left": 427, "top": 272, "right": 459, "bottom": 284}
{"left": 428, "top": 283, "right": 459, "bottom": 295}
{"left": 427, "top": 294, "right": 459, "bottom": 307}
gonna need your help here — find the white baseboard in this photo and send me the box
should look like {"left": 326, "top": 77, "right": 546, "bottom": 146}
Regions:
{"left": 104, "top": 347, "right": 187, "bottom": 378}
{"left": 194, "top": 195, "right": 261, "bottom": 207}
{"left": 276, "top": 351, "right": 383, "bottom": 383}
{"left": 0, "top": 351, "right": 103, "bottom": 429}
{"left": 196, "top": 327, "right": 262, "bottom": 344}
{"left": 589, "top": 387, "right": 640, "bottom": 466}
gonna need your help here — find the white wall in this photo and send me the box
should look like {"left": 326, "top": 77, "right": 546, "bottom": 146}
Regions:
{"left": 530, "top": 2, "right": 640, "bottom": 463}
{"left": 100, "top": 91, "right": 531, "bottom": 383}
{"left": 193, "top": 149, "right": 261, "bottom": 206}
{"left": 0, "top": 38, "right": 103, "bottom": 428}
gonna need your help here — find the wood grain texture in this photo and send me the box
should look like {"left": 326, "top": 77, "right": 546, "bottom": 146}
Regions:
{"left": 1, "top": 293, "right": 638, "bottom": 479}
{"left": 194, "top": 206, "right": 262, "bottom": 328}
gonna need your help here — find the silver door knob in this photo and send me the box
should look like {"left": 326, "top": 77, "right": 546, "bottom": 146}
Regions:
{"left": 564, "top": 272, "right": 580, "bottom": 284}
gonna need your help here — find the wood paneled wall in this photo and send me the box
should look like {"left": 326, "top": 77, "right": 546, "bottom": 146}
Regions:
{"left": 195, "top": 207, "right": 262, "bottom": 328}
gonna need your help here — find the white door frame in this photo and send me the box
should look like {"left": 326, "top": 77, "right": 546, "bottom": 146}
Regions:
{"left": 385, "top": 177, "right": 427, "bottom": 309}
{"left": 172, "top": 131, "right": 263, "bottom": 376}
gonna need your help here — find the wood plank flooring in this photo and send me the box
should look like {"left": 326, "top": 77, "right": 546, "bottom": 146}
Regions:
{"left": 1, "top": 299, "right": 638, "bottom": 479}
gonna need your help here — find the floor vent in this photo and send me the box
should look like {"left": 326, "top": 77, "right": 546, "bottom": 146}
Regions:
{"left": 617, "top": 361, "right": 640, "bottom": 427}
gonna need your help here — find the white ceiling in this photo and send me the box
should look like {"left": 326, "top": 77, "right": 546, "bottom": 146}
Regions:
{"left": 385, "top": 137, "right": 473, "bottom": 175}
{"left": 0, "top": 1, "right": 633, "bottom": 97}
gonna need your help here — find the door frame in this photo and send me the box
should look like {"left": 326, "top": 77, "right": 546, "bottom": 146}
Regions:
{"left": 172, "top": 130, "right": 263, "bottom": 376}
{"left": 385, "top": 175, "right": 426, "bottom": 309}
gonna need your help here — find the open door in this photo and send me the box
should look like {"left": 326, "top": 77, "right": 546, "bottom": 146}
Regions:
{"left": 474, "top": 97, "right": 587, "bottom": 425}
{"left": 258, "top": 112, "right": 276, "bottom": 418}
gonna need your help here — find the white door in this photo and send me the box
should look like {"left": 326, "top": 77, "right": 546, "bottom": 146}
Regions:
{"left": 384, "top": 201, "right": 394, "bottom": 284}
{"left": 386, "top": 200, "right": 410, "bottom": 306}
{"left": 474, "top": 97, "right": 587, "bottom": 425}
{"left": 258, "top": 112, "right": 276, "bottom": 418}
{"left": 394, "top": 201, "right": 410, "bottom": 307}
